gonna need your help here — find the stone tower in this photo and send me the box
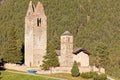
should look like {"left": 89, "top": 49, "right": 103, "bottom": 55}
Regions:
{"left": 25, "top": 1, "right": 47, "bottom": 67}
{"left": 59, "top": 31, "right": 73, "bottom": 67}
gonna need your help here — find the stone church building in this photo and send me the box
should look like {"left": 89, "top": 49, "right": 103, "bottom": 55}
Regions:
{"left": 58, "top": 31, "right": 90, "bottom": 67}
{"left": 25, "top": 1, "right": 90, "bottom": 69}
{"left": 2, "top": 1, "right": 105, "bottom": 74}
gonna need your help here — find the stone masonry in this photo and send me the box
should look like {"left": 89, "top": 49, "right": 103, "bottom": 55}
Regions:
{"left": 59, "top": 31, "right": 73, "bottom": 67}
{"left": 25, "top": 1, "right": 47, "bottom": 67}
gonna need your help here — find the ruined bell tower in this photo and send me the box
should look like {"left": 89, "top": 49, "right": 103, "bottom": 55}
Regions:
{"left": 25, "top": 1, "right": 47, "bottom": 67}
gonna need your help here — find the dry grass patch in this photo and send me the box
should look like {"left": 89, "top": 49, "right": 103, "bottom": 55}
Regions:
{"left": 41, "top": 73, "right": 92, "bottom": 80}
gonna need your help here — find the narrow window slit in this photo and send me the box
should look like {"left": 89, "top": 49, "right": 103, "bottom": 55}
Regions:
{"left": 37, "top": 18, "right": 41, "bottom": 26}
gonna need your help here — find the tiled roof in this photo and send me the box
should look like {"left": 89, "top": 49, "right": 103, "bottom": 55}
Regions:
{"left": 73, "top": 48, "right": 90, "bottom": 55}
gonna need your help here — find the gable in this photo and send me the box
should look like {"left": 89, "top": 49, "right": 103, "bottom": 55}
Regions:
{"left": 73, "top": 48, "right": 90, "bottom": 55}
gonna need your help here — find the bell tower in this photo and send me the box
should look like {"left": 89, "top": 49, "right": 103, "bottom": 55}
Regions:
{"left": 25, "top": 1, "right": 47, "bottom": 67}
{"left": 60, "top": 31, "right": 73, "bottom": 67}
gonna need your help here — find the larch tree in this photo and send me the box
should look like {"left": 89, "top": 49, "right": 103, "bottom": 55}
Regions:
{"left": 42, "top": 42, "right": 59, "bottom": 73}
{"left": 95, "top": 42, "right": 110, "bottom": 68}
{"left": 3, "top": 27, "right": 22, "bottom": 63}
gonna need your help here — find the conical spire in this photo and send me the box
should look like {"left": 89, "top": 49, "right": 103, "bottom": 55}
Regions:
{"left": 35, "top": 1, "right": 45, "bottom": 15}
{"left": 62, "top": 31, "right": 72, "bottom": 36}
{"left": 26, "top": 1, "right": 35, "bottom": 16}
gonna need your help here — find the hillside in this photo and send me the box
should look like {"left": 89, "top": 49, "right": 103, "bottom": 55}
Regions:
{"left": 0, "top": 0, "right": 120, "bottom": 79}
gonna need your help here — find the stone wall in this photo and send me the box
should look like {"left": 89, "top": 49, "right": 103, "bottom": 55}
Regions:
{"left": 4, "top": 63, "right": 27, "bottom": 71}
{"left": 37, "top": 67, "right": 91, "bottom": 74}
{"left": 92, "top": 66, "right": 105, "bottom": 73}
{"left": 4, "top": 63, "right": 105, "bottom": 74}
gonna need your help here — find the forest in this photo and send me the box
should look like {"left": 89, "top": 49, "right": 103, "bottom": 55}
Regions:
{"left": 0, "top": 0, "right": 120, "bottom": 79}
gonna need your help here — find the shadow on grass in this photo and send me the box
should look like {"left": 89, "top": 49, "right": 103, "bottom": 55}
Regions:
{"left": 0, "top": 67, "right": 6, "bottom": 71}
{"left": 0, "top": 63, "right": 6, "bottom": 80}
{"left": 0, "top": 66, "right": 5, "bottom": 80}
{"left": 0, "top": 62, "right": 6, "bottom": 71}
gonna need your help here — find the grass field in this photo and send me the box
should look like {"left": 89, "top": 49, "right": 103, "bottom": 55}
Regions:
{"left": 0, "top": 71, "right": 55, "bottom": 80}
{"left": 0, "top": 70, "right": 92, "bottom": 80}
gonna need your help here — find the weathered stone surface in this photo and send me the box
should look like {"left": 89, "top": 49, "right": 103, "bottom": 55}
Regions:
{"left": 59, "top": 31, "right": 73, "bottom": 67}
{"left": 59, "top": 31, "right": 90, "bottom": 67}
{"left": 25, "top": 1, "right": 47, "bottom": 67}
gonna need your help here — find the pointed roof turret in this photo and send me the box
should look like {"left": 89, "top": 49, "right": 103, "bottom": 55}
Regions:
{"left": 62, "top": 31, "right": 72, "bottom": 36}
{"left": 35, "top": 1, "right": 45, "bottom": 16}
{"left": 26, "top": 1, "right": 35, "bottom": 16}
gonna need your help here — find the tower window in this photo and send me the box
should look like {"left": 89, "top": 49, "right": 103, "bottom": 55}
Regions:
{"left": 37, "top": 18, "right": 41, "bottom": 26}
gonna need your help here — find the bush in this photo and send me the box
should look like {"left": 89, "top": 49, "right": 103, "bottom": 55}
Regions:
{"left": 80, "top": 72, "right": 98, "bottom": 79}
{"left": 71, "top": 61, "right": 80, "bottom": 77}
{"left": 93, "top": 74, "right": 107, "bottom": 80}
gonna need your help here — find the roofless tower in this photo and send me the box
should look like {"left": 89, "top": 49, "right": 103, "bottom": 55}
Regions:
{"left": 25, "top": 1, "right": 47, "bottom": 67}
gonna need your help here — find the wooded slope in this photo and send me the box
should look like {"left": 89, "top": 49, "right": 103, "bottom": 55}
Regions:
{"left": 0, "top": 0, "right": 120, "bottom": 79}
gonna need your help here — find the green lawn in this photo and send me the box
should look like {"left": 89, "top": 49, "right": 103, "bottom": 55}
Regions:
{"left": 0, "top": 71, "right": 55, "bottom": 80}
{"left": 0, "top": 70, "right": 93, "bottom": 80}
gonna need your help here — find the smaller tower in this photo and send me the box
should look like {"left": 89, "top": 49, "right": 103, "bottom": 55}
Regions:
{"left": 60, "top": 31, "right": 73, "bottom": 67}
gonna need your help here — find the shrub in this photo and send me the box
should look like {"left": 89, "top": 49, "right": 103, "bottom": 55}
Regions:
{"left": 71, "top": 61, "right": 80, "bottom": 77}
{"left": 93, "top": 74, "right": 107, "bottom": 80}
{"left": 80, "top": 72, "right": 98, "bottom": 79}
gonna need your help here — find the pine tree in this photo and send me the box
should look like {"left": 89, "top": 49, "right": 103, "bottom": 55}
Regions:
{"left": 71, "top": 61, "right": 80, "bottom": 77}
{"left": 42, "top": 42, "right": 59, "bottom": 73}
{"left": 3, "top": 27, "right": 22, "bottom": 63}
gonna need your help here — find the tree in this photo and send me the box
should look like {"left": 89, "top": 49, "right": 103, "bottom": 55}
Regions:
{"left": 42, "top": 42, "right": 59, "bottom": 73}
{"left": 95, "top": 42, "right": 110, "bottom": 68}
{"left": 71, "top": 61, "right": 80, "bottom": 77}
{"left": 3, "top": 27, "right": 22, "bottom": 63}
{"left": 93, "top": 74, "right": 107, "bottom": 80}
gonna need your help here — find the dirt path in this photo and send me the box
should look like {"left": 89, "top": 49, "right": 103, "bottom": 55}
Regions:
{"left": 107, "top": 76, "right": 115, "bottom": 80}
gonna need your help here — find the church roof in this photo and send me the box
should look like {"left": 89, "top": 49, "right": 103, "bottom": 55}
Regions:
{"left": 56, "top": 48, "right": 90, "bottom": 56}
{"left": 73, "top": 48, "right": 90, "bottom": 55}
{"left": 61, "top": 31, "right": 72, "bottom": 36}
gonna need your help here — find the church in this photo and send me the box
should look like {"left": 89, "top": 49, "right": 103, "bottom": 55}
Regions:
{"left": 25, "top": 1, "right": 90, "bottom": 69}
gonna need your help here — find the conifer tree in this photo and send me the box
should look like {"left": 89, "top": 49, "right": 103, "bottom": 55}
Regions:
{"left": 95, "top": 42, "right": 110, "bottom": 68}
{"left": 71, "top": 61, "right": 80, "bottom": 77}
{"left": 3, "top": 27, "right": 22, "bottom": 63}
{"left": 42, "top": 42, "right": 59, "bottom": 73}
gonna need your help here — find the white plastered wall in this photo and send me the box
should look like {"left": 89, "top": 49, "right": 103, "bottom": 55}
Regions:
{"left": 73, "top": 52, "right": 89, "bottom": 67}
